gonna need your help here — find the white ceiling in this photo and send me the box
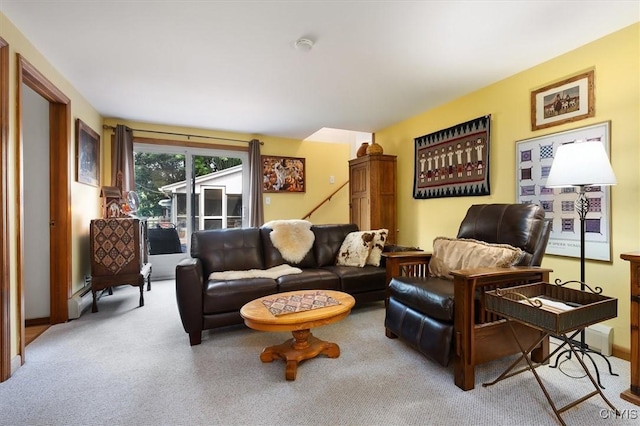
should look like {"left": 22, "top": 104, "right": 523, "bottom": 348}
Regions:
{"left": 2, "top": 1, "right": 638, "bottom": 141}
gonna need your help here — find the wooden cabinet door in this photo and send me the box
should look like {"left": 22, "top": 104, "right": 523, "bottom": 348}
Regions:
{"left": 349, "top": 155, "right": 397, "bottom": 244}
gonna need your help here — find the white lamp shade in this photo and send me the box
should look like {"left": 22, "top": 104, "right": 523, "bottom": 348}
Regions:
{"left": 545, "top": 141, "right": 617, "bottom": 187}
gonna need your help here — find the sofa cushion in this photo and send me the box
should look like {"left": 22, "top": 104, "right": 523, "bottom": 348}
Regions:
{"left": 312, "top": 224, "right": 359, "bottom": 267}
{"left": 365, "top": 229, "right": 389, "bottom": 267}
{"left": 276, "top": 269, "right": 340, "bottom": 293}
{"left": 322, "top": 264, "right": 386, "bottom": 294}
{"left": 336, "top": 231, "right": 376, "bottom": 267}
{"left": 203, "top": 278, "right": 277, "bottom": 313}
{"left": 191, "top": 228, "right": 264, "bottom": 276}
{"left": 428, "top": 237, "right": 525, "bottom": 280}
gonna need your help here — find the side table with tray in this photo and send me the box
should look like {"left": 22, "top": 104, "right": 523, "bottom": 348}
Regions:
{"left": 482, "top": 281, "right": 619, "bottom": 426}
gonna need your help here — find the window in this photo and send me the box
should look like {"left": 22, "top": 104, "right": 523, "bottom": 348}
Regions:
{"left": 134, "top": 142, "right": 248, "bottom": 254}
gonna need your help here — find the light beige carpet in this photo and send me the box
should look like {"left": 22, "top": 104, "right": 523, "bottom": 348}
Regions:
{"left": 0, "top": 280, "right": 637, "bottom": 425}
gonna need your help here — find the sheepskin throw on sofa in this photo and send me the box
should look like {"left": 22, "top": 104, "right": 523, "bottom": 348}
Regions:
{"left": 209, "top": 264, "right": 302, "bottom": 281}
{"left": 262, "top": 219, "right": 315, "bottom": 263}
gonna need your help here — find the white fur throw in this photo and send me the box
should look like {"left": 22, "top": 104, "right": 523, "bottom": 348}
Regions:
{"left": 209, "top": 264, "right": 302, "bottom": 281}
{"left": 262, "top": 219, "right": 315, "bottom": 264}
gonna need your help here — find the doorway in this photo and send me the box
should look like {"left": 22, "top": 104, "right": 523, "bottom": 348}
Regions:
{"left": 15, "top": 56, "right": 71, "bottom": 365}
{"left": 22, "top": 84, "right": 51, "bottom": 336}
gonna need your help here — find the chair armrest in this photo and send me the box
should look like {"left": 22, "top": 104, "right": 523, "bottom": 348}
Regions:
{"left": 452, "top": 266, "right": 553, "bottom": 325}
{"left": 450, "top": 266, "right": 553, "bottom": 285}
{"left": 382, "top": 251, "right": 433, "bottom": 306}
{"left": 175, "top": 257, "right": 205, "bottom": 334}
{"left": 382, "top": 251, "right": 432, "bottom": 279}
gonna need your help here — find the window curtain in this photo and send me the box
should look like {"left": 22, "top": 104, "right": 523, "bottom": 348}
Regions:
{"left": 248, "top": 139, "right": 264, "bottom": 226}
{"left": 111, "top": 124, "right": 135, "bottom": 195}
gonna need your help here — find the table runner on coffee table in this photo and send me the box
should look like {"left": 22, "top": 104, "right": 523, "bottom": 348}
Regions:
{"left": 261, "top": 291, "right": 341, "bottom": 316}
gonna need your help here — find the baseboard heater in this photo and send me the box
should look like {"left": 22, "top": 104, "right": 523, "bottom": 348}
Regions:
{"left": 585, "top": 323, "right": 613, "bottom": 356}
{"left": 67, "top": 276, "right": 95, "bottom": 320}
{"left": 552, "top": 324, "right": 613, "bottom": 356}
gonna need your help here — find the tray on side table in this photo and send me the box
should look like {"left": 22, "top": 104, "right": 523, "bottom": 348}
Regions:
{"left": 485, "top": 281, "right": 617, "bottom": 335}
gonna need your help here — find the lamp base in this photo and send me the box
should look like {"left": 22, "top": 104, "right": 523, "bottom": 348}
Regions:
{"left": 550, "top": 336, "right": 619, "bottom": 388}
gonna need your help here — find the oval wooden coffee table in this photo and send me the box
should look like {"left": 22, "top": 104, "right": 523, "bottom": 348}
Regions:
{"left": 240, "top": 290, "right": 355, "bottom": 380}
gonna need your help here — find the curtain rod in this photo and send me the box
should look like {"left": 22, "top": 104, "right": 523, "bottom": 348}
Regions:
{"left": 102, "top": 124, "right": 262, "bottom": 144}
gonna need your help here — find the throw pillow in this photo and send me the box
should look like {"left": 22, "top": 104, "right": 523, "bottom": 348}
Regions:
{"left": 336, "top": 231, "right": 376, "bottom": 267}
{"left": 428, "top": 237, "right": 525, "bottom": 280}
{"left": 365, "top": 229, "right": 389, "bottom": 267}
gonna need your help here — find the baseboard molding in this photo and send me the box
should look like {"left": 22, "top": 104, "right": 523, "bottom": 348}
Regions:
{"left": 25, "top": 317, "right": 50, "bottom": 327}
{"left": 11, "top": 355, "right": 21, "bottom": 375}
{"left": 612, "top": 344, "right": 631, "bottom": 362}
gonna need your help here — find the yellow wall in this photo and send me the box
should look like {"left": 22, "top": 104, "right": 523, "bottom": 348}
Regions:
{"left": 2, "top": 13, "right": 102, "bottom": 360}
{"left": 375, "top": 23, "right": 640, "bottom": 353}
{"left": 101, "top": 118, "right": 351, "bottom": 225}
{"left": 3, "top": 8, "right": 351, "bottom": 367}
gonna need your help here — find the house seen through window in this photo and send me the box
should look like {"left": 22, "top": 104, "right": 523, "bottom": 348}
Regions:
{"left": 133, "top": 144, "right": 247, "bottom": 255}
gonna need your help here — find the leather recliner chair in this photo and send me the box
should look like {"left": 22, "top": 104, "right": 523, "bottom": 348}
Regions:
{"left": 384, "top": 203, "right": 552, "bottom": 390}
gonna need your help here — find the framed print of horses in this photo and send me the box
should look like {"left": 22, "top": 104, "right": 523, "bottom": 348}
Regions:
{"left": 530, "top": 70, "right": 594, "bottom": 131}
{"left": 262, "top": 156, "right": 305, "bottom": 193}
{"left": 515, "top": 121, "right": 612, "bottom": 261}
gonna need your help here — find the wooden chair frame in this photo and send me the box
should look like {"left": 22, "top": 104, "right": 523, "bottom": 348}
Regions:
{"left": 384, "top": 251, "right": 551, "bottom": 390}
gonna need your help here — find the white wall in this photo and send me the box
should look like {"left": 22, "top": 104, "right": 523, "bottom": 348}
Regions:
{"left": 22, "top": 84, "right": 50, "bottom": 319}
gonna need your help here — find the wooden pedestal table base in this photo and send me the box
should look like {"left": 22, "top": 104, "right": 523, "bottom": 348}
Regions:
{"left": 260, "top": 329, "right": 341, "bottom": 380}
{"left": 240, "top": 290, "right": 355, "bottom": 381}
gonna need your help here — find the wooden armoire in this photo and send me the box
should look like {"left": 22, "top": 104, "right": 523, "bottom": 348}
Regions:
{"left": 349, "top": 154, "right": 397, "bottom": 245}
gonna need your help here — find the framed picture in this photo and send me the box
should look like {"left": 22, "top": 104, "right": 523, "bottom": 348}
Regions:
{"left": 76, "top": 119, "right": 100, "bottom": 187}
{"left": 413, "top": 115, "right": 491, "bottom": 199}
{"left": 515, "top": 121, "right": 611, "bottom": 261}
{"left": 261, "top": 155, "right": 305, "bottom": 193}
{"left": 530, "top": 70, "right": 594, "bottom": 131}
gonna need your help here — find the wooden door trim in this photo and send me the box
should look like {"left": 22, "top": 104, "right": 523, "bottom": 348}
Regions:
{"left": 17, "top": 55, "right": 71, "bottom": 365}
{"left": 0, "top": 37, "right": 10, "bottom": 382}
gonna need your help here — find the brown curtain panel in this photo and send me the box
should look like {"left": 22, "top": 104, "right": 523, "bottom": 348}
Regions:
{"left": 248, "top": 139, "right": 264, "bottom": 226}
{"left": 111, "top": 125, "right": 135, "bottom": 195}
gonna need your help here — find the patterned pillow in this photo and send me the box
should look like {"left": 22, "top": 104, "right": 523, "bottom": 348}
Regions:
{"left": 366, "top": 229, "right": 389, "bottom": 267}
{"left": 428, "top": 237, "right": 525, "bottom": 280}
{"left": 336, "top": 231, "right": 376, "bottom": 267}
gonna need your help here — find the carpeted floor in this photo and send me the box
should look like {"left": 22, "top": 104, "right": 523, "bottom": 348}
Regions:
{"left": 0, "top": 280, "right": 637, "bottom": 425}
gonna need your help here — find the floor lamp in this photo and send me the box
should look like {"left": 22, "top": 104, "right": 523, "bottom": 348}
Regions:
{"left": 545, "top": 140, "right": 617, "bottom": 388}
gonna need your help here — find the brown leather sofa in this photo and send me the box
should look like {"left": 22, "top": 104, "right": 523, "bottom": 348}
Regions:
{"left": 384, "top": 203, "right": 552, "bottom": 390}
{"left": 176, "top": 224, "right": 386, "bottom": 345}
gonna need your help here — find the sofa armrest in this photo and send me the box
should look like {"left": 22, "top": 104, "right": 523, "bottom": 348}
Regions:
{"left": 175, "top": 257, "right": 205, "bottom": 344}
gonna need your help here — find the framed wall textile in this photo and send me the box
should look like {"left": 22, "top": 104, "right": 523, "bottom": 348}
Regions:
{"left": 515, "top": 121, "right": 612, "bottom": 261}
{"left": 413, "top": 115, "right": 491, "bottom": 199}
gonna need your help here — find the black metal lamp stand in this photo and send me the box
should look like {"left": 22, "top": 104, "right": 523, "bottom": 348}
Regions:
{"left": 549, "top": 185, "right": 618, "bottom": 388}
